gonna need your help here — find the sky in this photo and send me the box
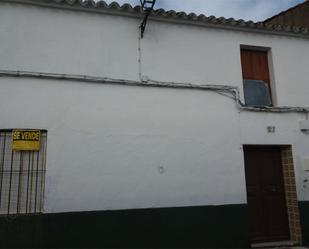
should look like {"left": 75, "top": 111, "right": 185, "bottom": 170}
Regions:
{"left": 103, "top": 0, "right": 305, "bottom": 22}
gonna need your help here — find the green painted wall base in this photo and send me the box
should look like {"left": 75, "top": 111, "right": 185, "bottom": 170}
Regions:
{"left": 0, "top": 204, "right": 249, "bottom": 248}
{"left": 299, "top": 201, "right": 309, "bottom": 246}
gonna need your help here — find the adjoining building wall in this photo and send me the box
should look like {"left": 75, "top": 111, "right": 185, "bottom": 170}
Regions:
{"left": 264, "top": 1, "right": 309, "bottom": 28}
{"left": 0, "top": 2, "right": 309, "bottom": 247}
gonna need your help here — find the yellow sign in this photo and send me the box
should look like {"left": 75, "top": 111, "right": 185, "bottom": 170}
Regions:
{"left": 12, "top": 130, "right": 41, "bottom": 151}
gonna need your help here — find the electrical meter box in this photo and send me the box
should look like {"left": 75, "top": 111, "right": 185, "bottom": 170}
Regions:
{"left": 304, "top": 158, "right": 309, "bottom": 171}
{"left": 300, "top": 120, "right": 309, "bottom": 131}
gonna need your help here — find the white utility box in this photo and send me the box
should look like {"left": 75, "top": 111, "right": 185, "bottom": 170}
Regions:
{"left": 300, "top": 120, "right": 309, "bottom": 132}
{"left": 304, "top": 158, "right": 309, "bottom": 171}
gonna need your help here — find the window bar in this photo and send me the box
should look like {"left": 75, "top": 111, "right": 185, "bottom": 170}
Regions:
{"left": 34, "top": 151, "right": 40, "bottom": 212}
{"left": 16, "top": 152, "right": 24, "bottom": 214}
{"left": 40, "top": 138, "right": 46, "bottom": 212}
{"left": 0, "top": 170, "right": 45, "bottom": 173}
{"left": 7, "top": 150, "right": 14, "bottom": 215}
{"left": 28, "top": 151, "right": 35, "bottom": 213}
{"left": 26, "top": 152, "right": 31, "bottom": 214}
{"left": 0, "top": 133, "right": 6, "bottom": 209}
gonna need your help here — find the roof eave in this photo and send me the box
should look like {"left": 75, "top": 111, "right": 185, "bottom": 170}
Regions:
{"left": 1, "top": 0, "right": 309, "bottom": 40}
{"left": 152, "top": 15, "right": 309, "bottom": 40}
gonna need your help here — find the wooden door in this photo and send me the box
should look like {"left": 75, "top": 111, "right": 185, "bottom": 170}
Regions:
{"left": 243, "top": 146, "right": 290, "bottom": 243}
{"left": 241, "top": 49, "right": 272, "bottom": 101}
{"left": 241, "top": 49, "right": 270, "bottom": 84}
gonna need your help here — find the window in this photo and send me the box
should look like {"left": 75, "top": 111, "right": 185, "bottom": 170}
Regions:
{"left": 241, "top": 49, "right": 272, "bottom": 107}
{"left": 0, "top": 130, "right": 47, "bottom": 215}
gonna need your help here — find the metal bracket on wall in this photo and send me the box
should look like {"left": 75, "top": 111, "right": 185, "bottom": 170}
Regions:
{"left": 140, "top": 0, "right": 156, "bottom": 38}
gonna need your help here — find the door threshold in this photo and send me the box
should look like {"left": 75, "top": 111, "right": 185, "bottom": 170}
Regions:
{"left": 251, "top": 240, "right": 299, "bottom": 248}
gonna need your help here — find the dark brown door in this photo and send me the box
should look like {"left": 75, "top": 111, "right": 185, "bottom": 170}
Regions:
{"left": 243, "top": 146, "right": 290, "bottom": 243}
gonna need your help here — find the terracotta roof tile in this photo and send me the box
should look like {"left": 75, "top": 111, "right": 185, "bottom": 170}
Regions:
{"left": 3, "top": 0, "right": 309, "bottom": 38}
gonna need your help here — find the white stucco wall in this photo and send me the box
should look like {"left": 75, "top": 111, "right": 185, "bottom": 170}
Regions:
{"left": 0, "top": 2, "right": 308, "bottom": 213}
